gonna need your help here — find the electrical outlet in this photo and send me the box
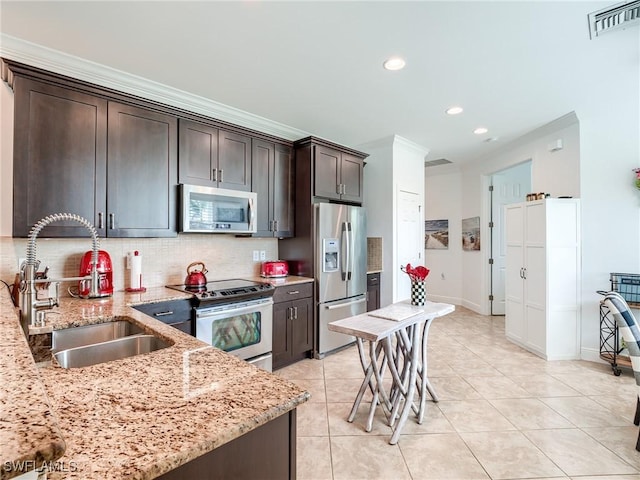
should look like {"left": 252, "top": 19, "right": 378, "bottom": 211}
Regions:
{"left": 260, "top": 250, "right": 266, "bottom": 261}
{"left": 252, "top": 250, "right": 260, "bottom": 261}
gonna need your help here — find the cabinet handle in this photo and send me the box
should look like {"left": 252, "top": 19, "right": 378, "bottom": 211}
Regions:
{"left": 288, "top": 290, "right": 300, "bottom": 295}
{"left": 154, "top": 311, "right": 174, "bottom": 317}
{"left": 98, "top": 212, "right": 104, "bottom": 229}
{"left": 269, "top": 220, "right": 274, "bottom": 232}
{"left": 523, "top": 268, "right": 527, "bottom": 280}
{"left": 219, "top": 169, "right": 224, "bottom": 183}
{"left": 336, "top": 184, "right": 342, "bottom": 195}
{"left": 212, "top": 169, "right": 217, "bottom": 182}
{"left": 342, "top": 184, "right": 347, "bottom": 195}
{"left": 519, "top": 268, "right": 523, "bottom": 279}
{"left": 109, "top": 213, "right": 115, "bottom": 230}
{"left": 273, "top": 220, "right": 278, "bottom": 232}
{"left": 294, "top": 306, "right": 298, "bottom": 320}
{"left": 288, "top": 306, "right": 293, "bottom": 320}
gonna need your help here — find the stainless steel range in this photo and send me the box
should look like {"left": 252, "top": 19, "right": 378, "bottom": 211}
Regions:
{"left": 166, "top": 279, "right": 275, "bottom": 371}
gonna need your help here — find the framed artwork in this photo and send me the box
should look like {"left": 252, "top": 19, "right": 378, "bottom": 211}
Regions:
{"left": 462, "top": 216, "right": 481, "bottom": 251}
{"left": 425, "top": 219, "right": 449, "bottom": 249}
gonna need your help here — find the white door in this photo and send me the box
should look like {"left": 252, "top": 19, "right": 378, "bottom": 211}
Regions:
{"left": 505, "top": 204, "right": 525, "bottom": 342}
{"left": 491, "top": 162, "right": 531, "bottom": 314}
{"left": 396, "top": 189, "right": 422, "bottom": 302}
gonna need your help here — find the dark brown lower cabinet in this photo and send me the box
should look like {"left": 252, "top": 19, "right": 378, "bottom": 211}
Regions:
{"left": 273, "top": 283, "right": 314, "bottom": 370}
{"left": 367, "top": 273, "right": 381, "bottom": 312}
{"left": 158, "top": 409, "right": 296, "bottom": 480}
{"left": 132, "top": 299, "right": 193, "bottom": 335}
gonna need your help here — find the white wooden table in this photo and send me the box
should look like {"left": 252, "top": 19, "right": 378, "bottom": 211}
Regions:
{"left": 328, "top": 301, "right": 455, "bottom": 444}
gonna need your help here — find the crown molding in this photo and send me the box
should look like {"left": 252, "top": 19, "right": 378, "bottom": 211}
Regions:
{"left": 392, "top": 135, "right": 430, "bottom": 158}
{"left": 0, "top": 34, "right": 310, "bottom": 141}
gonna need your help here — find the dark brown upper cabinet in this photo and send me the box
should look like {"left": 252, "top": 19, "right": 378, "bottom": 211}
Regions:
{"left": 178, "top": 119, "right": 218, "bottom": 187}
{"left": 294, "top": 137, "right": 367, "bottom": 205}
{"left": 107, "top": 102, "right": 177, "bottom": 237}
{"left": 12, "top": 76, "right": 177, "bottom": 238}
{"left": 179, "top": 119, "right": 252, "bottom": 192}
{"left": 13, "top": 77, "right": 108, "bottom": 237}
{"left": 252, "top": 140, "right": 294, "bottom": 238}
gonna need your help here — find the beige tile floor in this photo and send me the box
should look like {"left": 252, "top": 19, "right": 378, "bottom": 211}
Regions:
{"left": 275, "top": 306, "right": 640, "bottom": 480}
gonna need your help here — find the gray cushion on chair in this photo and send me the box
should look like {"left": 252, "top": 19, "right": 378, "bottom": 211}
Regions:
{"left": 603, "top": 291, "right": 640, "bottom": 388}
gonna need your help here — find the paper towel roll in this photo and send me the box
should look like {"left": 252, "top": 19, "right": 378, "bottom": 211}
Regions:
{"left": 130, "top": 253, "right": 142, "bottom": 290}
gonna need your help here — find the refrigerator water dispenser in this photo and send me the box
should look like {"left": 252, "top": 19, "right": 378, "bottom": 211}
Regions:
{"left": 323, "top": 238, "right": 340, "bottom": 272}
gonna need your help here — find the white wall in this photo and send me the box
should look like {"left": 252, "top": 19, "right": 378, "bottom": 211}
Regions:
{"left": 361, "top": 135, "right": 428, "bottom": 306}
{"left": 426, "top": 75, "right": 639, "bottom": 362}
{"left": 424, "top": 170, "right": 463, "bottom": 305}
{"left": 362, "top": 137, "right": 395, "bottom": 306}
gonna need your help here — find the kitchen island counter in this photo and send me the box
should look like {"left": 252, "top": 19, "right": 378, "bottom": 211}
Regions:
{"left": 1, "top": 287, "right": 309, "bottom": 479}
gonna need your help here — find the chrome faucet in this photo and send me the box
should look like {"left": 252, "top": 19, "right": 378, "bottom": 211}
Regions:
{"left": 19, "top": 213, "right": 101, "bottom": 335}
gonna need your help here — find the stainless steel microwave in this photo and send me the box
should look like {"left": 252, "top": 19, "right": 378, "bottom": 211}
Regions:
{"left": 180, "top": 184, "right": 257, "bottom": 234}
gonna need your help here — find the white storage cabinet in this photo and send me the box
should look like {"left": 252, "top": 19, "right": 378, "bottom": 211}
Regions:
{"left": 504, "top": 198, "right": 581, "bottom": 360}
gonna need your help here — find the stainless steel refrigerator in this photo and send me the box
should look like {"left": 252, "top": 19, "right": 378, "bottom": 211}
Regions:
{"left": 315, "top": 203, "right": 367, "bottom": 356}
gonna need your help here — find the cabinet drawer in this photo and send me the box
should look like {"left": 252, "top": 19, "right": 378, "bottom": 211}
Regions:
{"left": 367, "top": 273, "right": 380, "bottom": 287}
{"left": 133, "top": 299, "right": 193, "bottom": 325}
{"left": 273, "top": 282, "right": 313, "bottom": 303}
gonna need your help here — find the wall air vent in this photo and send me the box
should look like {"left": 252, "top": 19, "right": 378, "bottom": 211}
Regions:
{"left": 424, "top": 158, "right": 452, "bottom": 168}
{"left": 588, "top": 0, "right": 640, "bottom": 38}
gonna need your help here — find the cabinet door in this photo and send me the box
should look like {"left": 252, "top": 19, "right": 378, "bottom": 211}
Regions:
{"left": 340, "top": 153, "right": 364, "bottom": 204}
{"left": 313, "top": 145, "right": 341, "bottom": 200}
{"left": 504, "top": 204, "right": 525, "bottom": 343}
{"left": 366, "top": 273, "right": 380, "bottom": 312}
{"left": 178, "top": 119, "right": 218, "bottom": 187}
{"left": 273, "top": 144, "right": 294, "bottom": 238}
{"left": 107, "top": 102, "right": 177, "bottom": 237}
{"left": 291, "top": 298, "right": 313, "bottom": 356}
{"left": 251, "top": 139, "right": 275, "bottom": 237}
{"left": 218, "top": 130, "right": 252, "bottom": 191}
{"left": 272, "top": 302, "right": 291, "bottom": 370}
{"left": 13, "top": 77, "right": 107, "bottom": 237}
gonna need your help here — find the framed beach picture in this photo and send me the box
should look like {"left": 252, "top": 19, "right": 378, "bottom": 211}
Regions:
{"left": 462, "top": 216, "right": 480, "bottom": 251}
{"left": 425, "top": 219, "right": 449, "bottom": 249}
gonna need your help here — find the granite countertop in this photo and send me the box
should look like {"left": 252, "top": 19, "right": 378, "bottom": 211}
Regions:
{"left": 1, "top": 286, "right": 309, "bottom": 480}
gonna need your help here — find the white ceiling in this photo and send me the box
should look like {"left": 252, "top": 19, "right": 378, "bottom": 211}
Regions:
{"left": 1, "top": 1, "right": 637, "bottom": 164}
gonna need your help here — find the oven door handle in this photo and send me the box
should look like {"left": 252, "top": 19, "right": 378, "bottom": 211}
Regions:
{"left": 196, "top": 299, "right": 273, "bottom": 319}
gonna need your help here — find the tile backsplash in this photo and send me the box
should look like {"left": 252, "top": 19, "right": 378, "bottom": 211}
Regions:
{"left": 367, "top": 237, "right": 383, "bottom": 272}
{"left": 0, "top": 235, "right": 278, "bottom": 294}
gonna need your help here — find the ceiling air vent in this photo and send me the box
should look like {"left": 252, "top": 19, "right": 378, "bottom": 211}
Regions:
{"left": 588, "top": 0, "right": 640, "bottom": 38}
{"left": 424, "top": 158, "right": 452, "bottom": 168}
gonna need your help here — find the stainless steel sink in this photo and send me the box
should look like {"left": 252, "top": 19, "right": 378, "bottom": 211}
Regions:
{"left": 52, "top": 319, "right": 145, "bottom": 353}
{"left": 53, "top": 335, "right": 171, "bottom": 369}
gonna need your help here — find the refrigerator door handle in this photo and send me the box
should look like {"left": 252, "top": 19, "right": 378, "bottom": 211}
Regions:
{"left": 325, "top": 297, "right": 367, "bottom": 310}
{"left": 341, "top": 222, "right": 349, "bottom": 281}
{"left": 347, "top": 222, "right": 353, "bottom": 281}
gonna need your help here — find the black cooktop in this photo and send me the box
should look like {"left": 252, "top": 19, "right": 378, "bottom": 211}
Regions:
{"left": 166, "top": 279, "right": 275, "bottom": 306}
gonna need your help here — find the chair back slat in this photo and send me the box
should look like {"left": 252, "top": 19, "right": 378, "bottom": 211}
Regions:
{"left": 603, "top": 291, "right": 640, "bottom": 387}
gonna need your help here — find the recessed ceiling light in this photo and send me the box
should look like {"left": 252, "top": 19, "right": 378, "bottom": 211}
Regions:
{"left": 383, "top": 57, "right": 406, "bottom": 71}
{"left": 473, "top": 127, "right": 489, "bottom": 135}
{"left": 446, "top": 106, "right": 464, "bottom": 115}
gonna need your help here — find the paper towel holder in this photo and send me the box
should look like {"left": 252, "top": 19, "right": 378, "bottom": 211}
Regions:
{"left": 125, "top": 250, "right": 147, "bottom": 293}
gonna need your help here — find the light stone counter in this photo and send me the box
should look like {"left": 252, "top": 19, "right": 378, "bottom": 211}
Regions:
{"left": 1, "top": 286, "right": 309, "bottom": 479}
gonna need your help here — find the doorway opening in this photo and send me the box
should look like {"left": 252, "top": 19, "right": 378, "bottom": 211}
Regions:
{"left": 489, "top": 161, "right": 532, "bottom": 315}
